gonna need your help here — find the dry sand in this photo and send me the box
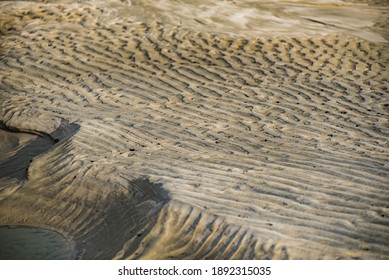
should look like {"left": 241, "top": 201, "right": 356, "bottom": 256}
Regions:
{"left": 0, "top": 0, "right": 388, "bottom": 259}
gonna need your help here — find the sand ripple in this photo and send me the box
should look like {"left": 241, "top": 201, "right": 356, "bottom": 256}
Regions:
{"left": 0, "top": 0, "right": 388, "bottom": 259}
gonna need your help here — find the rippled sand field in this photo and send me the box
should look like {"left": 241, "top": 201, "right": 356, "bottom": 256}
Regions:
{"left": 0, "top": 0, "right": 388, "bottom": 259}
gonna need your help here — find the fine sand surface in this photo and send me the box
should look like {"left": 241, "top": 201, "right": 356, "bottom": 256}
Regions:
{"left": 0, "top": 0, "right": 388, "bottom": 259}
{"left": 0, "top": 225, "right": 74, "bottom": 259}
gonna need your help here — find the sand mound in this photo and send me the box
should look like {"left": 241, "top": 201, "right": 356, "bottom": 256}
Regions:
{"left": 0, "top": 0, "right": 388, "bottom": 259}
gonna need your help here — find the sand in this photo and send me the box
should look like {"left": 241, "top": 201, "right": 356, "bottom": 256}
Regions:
{"left": 0, "top": 0, "right": 388, "bottom": 259}
{"left": 0, "top": 225, "right": 74, "bottom": 259}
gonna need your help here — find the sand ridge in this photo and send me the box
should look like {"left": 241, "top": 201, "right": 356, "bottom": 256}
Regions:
{"left": 0, "top": 0, "right": 388, "bottom": 259}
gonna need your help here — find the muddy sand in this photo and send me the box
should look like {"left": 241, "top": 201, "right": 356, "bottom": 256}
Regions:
{"left": 0, "top": 0, "right": 388, "bottom": 259}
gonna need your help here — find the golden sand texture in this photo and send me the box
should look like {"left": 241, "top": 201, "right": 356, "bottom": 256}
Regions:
{"left": 0, "top": 0, "right": 388, "bottom": 259}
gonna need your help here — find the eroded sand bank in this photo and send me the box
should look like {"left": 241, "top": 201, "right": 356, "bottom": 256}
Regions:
{"left": 0, "top": 0, "right": 388, "bottom": 259}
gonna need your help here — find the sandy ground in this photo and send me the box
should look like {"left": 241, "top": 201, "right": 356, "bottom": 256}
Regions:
{"left": 0, "top": 225, "right": 73, "bottom": 259}
{"left": 0, "top": 0, "right": 388, "bottom": 259}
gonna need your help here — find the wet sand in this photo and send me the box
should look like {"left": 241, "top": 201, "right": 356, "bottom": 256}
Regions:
{"left": 0, "top": 0, "right": 388, "bottom": 259}
{"left": 0, "top": 225, "right": 74, "bottom": 259}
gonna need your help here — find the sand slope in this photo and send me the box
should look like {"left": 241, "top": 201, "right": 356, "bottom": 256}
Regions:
{"left": 0, "top": 0, "right": 388, "bottom": 259}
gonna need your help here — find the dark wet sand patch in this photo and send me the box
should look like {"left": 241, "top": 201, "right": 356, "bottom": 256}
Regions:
{"left": 0, "top": 225, "right": 74, "bottom": 260}
{"left": 0, "top": 123, "right": 55, "bottom": 180}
